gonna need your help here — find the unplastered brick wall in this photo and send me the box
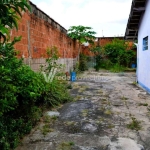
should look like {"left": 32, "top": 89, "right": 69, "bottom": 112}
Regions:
{"left": 97, "top": 37, "right": 124, "bottom": 46}
{"left": 11, "top": 1, "right": 79, "bottom": 72}
{"left": 97, "top": 37, "right": 134, "bottom": 50}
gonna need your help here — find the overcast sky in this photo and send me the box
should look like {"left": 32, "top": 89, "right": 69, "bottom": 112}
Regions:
{"left": 31, "top": 0, "right": 132, "bottom": 37}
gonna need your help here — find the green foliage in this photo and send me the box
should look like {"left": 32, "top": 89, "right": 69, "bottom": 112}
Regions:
{"left": 40, "top": 46, "right": 72, "bottom": 107}
{"left": 110, "top": 63, "right": 125, "bottom": 72}
{"left": 127, "top": 117, "right": 141, "bottom": 130}
{"left": 0, "top": 40, "right": 72, "bottom": 149}
{"left": 57, "top": 141, "right": 75, "bottom": 150}
{"left": 73, "top": 61, "right": 80, "bottom": 73}
{"left": 45, "top": 46, "right": 60, "bottom": 72}
{"left": 104, "top": 39, "right": 136, "bottom": 66}
{"left": 79, "top": 53, "right": 88, "bottom": 71}
{"left": 138, "top": 103, "right": 148, "bottom": 106}
{"left": 68, "top": 25, "right": 96, "bottom": 62}
{"left": 41, "top": 78, "right": 72, "bottom": 107}
{"left": 91, "top": 39, "right": 136, "bottom": 72}
{"left": 90, "top": 46, "right": 109, "bottom": 71}
{"left": 68, "top": 25, "right": 96, "bottom": 44}
{"left": 0, "top": 39, "right": 45, "bottom": 149}
{"left": 0, "top": 0, "right": 31, "bottom": 42}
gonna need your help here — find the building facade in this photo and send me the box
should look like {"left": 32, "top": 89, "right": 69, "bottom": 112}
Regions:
{"left": 137, "top": 0, "right": 150, "bottom": 92}
{"left": 125, "top": 0, "right": 149, "bottom": 92}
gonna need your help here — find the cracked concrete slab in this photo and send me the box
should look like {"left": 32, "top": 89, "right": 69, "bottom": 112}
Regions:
{"left": 16, "top": 71, "right": 150, "bottom": 150}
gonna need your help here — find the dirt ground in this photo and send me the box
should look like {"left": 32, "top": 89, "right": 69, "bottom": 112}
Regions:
{"left": 16, "top": 71, "right": 150, "bottom": 150}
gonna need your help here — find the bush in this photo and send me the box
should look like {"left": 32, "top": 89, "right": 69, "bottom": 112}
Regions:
{"left": 104, "top": 39, "right": 136, "bottom": 67}
{"left": 0, "top": 40, "right": 72, "bottom": 149}
{"left": 91, "top": 39, "right": 136, "bottom": 71}
{"left": 0, "top": 1, "right": 72, "bottom": 149}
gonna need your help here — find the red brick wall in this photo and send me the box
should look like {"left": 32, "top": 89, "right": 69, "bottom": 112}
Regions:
{"left": 10, "top": 2, "right": 135, "bottom": 66}
{"left": 11, "top": 2, "right": 79, "bottom": 60}
{"left": 98, "top": 37, "right": 124, "bottom": 47}
{"left": 11, "top": 11, "right": 29, "bottom": 58}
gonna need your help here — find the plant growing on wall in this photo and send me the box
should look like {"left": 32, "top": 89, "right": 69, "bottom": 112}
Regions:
{"left": 67, "top": 25, "right": 96, "bottom": 61}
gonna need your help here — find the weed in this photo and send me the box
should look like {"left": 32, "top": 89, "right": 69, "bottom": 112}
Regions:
{"left": 127, "top": 117, "right": 141, "bottom": 130}
{"left": 104, "top": 109, "right": 113, "bottom": 115}
{"left": 132, "top": 81, "right": 137, "bottom": 85}
{"left": 65, "top": 121, "right": 75, "bottom": 126}
{"left": 67, "top": 84, "right": 72, "bottom": 89}
{"left": 43, "top": 115, "right": 51, "bottom": 123}
{"left": 74, "top": 95, "right": 82, "bottom": 101}
{"left": 57, "top": 141, "right": 75, "bottom": 150}
{"left": 108, "top": 124, "right": 115, "bottom": 129}
{"left": 121, "top": 96, "right": 128, "bottom": 100}
{"left": 81, "top": 109, "right": 89, "bottom": 117}
{"left": 97, "top": 90, "right": 103, "bottom": 94}
{"left": 138, "top": 103, "right": 148, "bottom": 106}
{"left": 78, "top": 87, "right": 87, "bottom": 93}
{"left": 102, "top": 99, "right": 107, "bottom": 101}
{"left": 41, "top": 124, "right": 54, "bottom": 135}
{"left": 110, "top": 64, "right": 125, "bottom": 73}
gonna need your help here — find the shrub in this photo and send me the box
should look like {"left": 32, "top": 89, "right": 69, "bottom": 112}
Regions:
{"left": 91, "top": 39, "right": 136, "bottom": 71}
{"left": 0, "top": 1, "right": 72, "bottom": 149}
{"left": 0, "top": 40, "right": 72, "bottom": 149}
{"left": 104, "top": 39, "right": 136, "bottom": 67}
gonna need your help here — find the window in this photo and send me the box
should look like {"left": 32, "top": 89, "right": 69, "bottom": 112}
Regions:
{"left": 143, "top": 36, "right": 148, "bottom": 50}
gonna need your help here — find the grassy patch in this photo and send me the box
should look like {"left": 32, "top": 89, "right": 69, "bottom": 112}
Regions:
{"left": 110, "top": 64, "right": 125, "bottom": 73}
{"left": 127, "top": 117, "right": 141, "bottom": 130}
{"left": 41, "top": 124, "right": 54, "bottom": 135}
{"left": 81, "top": 109, "right": 89, "bottom": 117}
{"left": 132, "top": 81, "right": 137, "bottom": 85}
{"left": 57, "top": 141, "right": 75, "bottom": 150}
{"left": 104, "top": 109, "right": 113, "bottom": 115}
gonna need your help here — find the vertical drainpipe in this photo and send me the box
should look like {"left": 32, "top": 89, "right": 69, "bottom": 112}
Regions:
{"left": 134, "top": 43, "right": 138, "bottom": 82}
{"left": 27, "top": 21, "right": 31, "bottom": 67}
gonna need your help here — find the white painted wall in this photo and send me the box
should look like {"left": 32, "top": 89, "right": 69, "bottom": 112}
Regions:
{"left": 138, "top": 0, "right": 150, "bottom": 92}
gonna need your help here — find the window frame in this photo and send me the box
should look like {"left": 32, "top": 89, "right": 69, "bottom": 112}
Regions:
{"left": 143, "top": 36, "right": 148, "bottom": 51}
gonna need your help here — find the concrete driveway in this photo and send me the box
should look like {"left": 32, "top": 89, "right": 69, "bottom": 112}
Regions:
{"left": 16, "top": 71, "right": 150, "bottom": 150}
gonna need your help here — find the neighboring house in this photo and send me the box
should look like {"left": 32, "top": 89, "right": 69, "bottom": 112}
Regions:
{"left": 125, "top": 0, "right": 149, "bottom": 92}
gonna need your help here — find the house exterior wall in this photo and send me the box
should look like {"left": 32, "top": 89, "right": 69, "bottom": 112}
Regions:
{"left": 138, "top": 0, "right": 150, "bottom": 92}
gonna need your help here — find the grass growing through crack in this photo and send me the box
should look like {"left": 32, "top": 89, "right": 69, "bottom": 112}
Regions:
{"left": 41, "top": 124, "right": 54, "bottom": 135}
{"left": 81, "top": 109, "right": 89, "bottom": 117}
{"left": 138, "top": 103, "right": 148, "bottom": 106}
{"left": 104, "top": 109, "right": 113, "bottom": 115}
{"left": 57, "top": 141, "right": 75, "bottom": 150}
{"left": 40, "top": 115, "right": 58, "bottom": 135}
{"left": 127, "top": 117, "right": 142, "bottom": 130}
{"left": 132, "top": 81, "right": 137, "bottom": 85}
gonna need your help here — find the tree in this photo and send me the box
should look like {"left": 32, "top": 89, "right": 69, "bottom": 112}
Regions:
{"left": 67, "top": 25, "right": 96, "bottom": 61}
{"left": 0, "top": 0, "right": 31, "bottom": 42}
